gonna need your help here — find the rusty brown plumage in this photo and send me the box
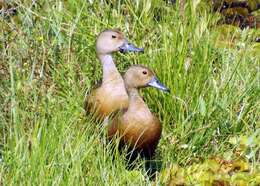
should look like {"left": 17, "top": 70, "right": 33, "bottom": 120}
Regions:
{"left": 84, "top": 29, "right": 143, "bottom": 121}
{"left": 107, "top": 65, "right": 169, "bottom": 159}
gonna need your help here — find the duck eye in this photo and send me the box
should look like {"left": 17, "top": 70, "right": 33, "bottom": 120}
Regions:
{"left": 112, "top": 35, "right": 117, "bottom": 39}
{"left": 142, "top": 71, "right": 147, "bottom": 75}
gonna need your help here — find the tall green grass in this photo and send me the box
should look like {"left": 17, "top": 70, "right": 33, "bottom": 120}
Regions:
{"left": 1, "top": 0, "right": 259, "bottom": 184}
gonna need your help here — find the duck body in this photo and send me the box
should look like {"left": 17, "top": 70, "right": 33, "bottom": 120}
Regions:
{"left": 107, "top": 65, "right": 169, "bottom": 158}
{"left": 87, "top": 83, "right": 128, "bottom": 119}
{"left": 108, "top": 90, "right": 162, "bottom": 157}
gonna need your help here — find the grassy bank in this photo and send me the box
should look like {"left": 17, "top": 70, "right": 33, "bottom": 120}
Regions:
{"left": 1, "top": 0, "right": 259, "bottom": 185}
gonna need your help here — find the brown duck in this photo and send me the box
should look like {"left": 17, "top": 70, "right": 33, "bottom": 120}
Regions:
{"left": 108, "top": 65, "right": 169, "bottom": 159}
{"left": 85, "top": 29, "right": 144, "bottom": 120}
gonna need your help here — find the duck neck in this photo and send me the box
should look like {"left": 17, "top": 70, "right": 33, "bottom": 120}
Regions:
{"left": 127, "top": 88, "right": 150, "bottom": 113}
{"left": 98, "top": 54, "right": 123, "bottom": 85}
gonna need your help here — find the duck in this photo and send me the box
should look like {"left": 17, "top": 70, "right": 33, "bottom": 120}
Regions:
{"left": 107, "top": 65, "right": 169, "bottom": 159}
{"left": 85, "top": 29, "right": 144, "bottom": 120}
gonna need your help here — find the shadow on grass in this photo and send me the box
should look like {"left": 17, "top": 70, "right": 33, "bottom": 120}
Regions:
{"left": 123, "top": 149, "right": 163, "bottom": 180}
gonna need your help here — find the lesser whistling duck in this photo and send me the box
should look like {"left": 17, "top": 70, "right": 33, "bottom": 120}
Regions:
{"left": 85, "top": 29, "right": 144, "bottom": 120}
{"left": 108, "top": 65, "right": 169, "bottom": 159}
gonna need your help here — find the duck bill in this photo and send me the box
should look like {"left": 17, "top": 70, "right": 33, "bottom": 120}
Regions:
{"left": 148, "top": 77, "right": 170, "bottom": 93}
{"left": 119, "top": 42, "right": 144, "bottom": 53}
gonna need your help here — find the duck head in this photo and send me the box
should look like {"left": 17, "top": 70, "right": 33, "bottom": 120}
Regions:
{"left": 124, "top": 65, "right": 170, "bottom": 92}
{"left": 96, "top": 29, "right": 144, "bottom": 55}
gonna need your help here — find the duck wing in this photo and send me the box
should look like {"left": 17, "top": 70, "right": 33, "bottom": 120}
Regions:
{"left": 84, "top": 79, "right": 102, "bottom": 117}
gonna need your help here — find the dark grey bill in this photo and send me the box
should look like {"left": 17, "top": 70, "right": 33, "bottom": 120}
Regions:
{"left": 147, "top": 77, "right": 170, "bottom": 93}
{"left": 119, "top": 42, "right": 144, "bottom": 53}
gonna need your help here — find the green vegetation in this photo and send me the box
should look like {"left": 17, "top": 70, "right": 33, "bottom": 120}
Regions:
{"left": 1, "top": 0, "right": 259, "bottom": 185}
